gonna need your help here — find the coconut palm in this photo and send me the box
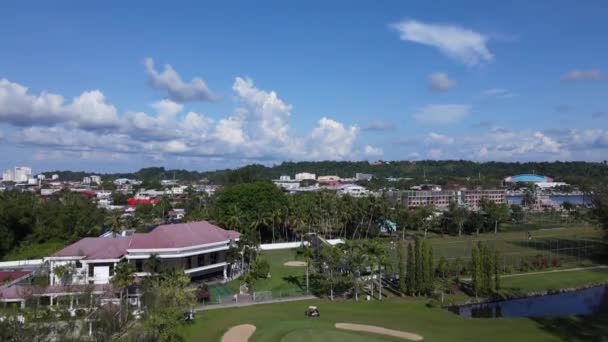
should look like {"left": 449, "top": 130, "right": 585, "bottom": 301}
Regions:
{"left": 111, "top": 262, "right": 135, "bottom": 325}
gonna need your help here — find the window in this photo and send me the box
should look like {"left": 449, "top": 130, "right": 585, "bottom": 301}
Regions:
{"left": 197, "top": 254, "right": 205, "bottom": 267}
{"left": 75, "top": 261, "right": 82, "bottom": 269}
{"left": 88, "top": 265, "right": 94, "bottom": 277}
{"left": 135, "top": 260, "right": 143, "bottom": 272}
{"left": 210, "top": 252, "right": 218, "bottom": 264}
{"left": 186, "top": 257, "right": 192, "bottom": 269}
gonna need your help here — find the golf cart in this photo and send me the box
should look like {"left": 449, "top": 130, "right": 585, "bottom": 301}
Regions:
{"left": 305, "top": 306, "right": 320, "bottom": 317}
{"left": 184, "top": 309, "right": 195, "bottom": 323}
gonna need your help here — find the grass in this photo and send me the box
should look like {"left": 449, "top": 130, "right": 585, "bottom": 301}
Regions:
{"left": 501, "top": 267, "right": 608, "bottom": 293}
{"left": 186, "top": 265, "right": 608, "bottom": 341}
{"left": 184, "top": 297, "right": 584, "bottom": 342}
{"left": 225, "top": 249, "right": 307, "bottom": 295}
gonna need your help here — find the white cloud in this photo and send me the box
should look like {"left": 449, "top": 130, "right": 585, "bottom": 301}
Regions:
{"left": 363, "top": 145, "right": 383, "bottom": 157}
{"left": 561, "top": 69, "right": 604, "bottom": 82}
{"left": 144, "top": 57, "right": 218, "bottom": 102}
{"left": 0, "top": 79, "right": 119, "bottom": 129}
{"left": 483, "top": 88, "right": 517, "bottom": 98}
{"left": 308, "top": 117, "right": 359, "bottom": 160}
{"left": 428, "top": 72, "right": 455, "bottom": 91}
{"left": 426, "top": 132, "right": 454, "bottom": 145}
{"left": 4, "top": 76, "right": 366, "bottom": 162}
{"left": 413, "top": 104, "right": 470, "bottom": 124}
{"left": 391, "top": 20, "right": 492, "bottom": 66}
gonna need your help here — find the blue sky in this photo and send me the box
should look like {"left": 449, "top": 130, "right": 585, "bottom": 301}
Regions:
{"left": 1, "top": 1, "right": 607, "bottom": 173}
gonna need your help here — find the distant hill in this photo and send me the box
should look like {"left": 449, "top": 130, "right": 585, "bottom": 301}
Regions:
{"left": 42, "top": 160, "right": 608, "bottom": 187}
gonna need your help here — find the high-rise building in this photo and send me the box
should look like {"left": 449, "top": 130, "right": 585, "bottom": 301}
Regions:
{"left": 2, "top": 166, "right": 32, "bottom": 183}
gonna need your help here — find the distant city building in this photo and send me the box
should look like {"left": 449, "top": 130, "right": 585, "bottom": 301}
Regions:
{"left": 279, "top": 175, "right": 291, "bottom": 181}
{"left": 338, "top": 184, "right": 370, "bottom": 197}
{"left": 295, "top": 172, "right": 316, "bottom": 181}
{"left": 51, "top": 174, "right": 59, "bottom": 180}
{"left": 2, "top": 166, "right": 32, "bottom": 183}
{"left": 36, "top": 174, "right": 46, "bottom": 181}
{"left": 317, "top": 175, "right": 340, "bottom": 184}
{"left": 90, "top": 175, "right": 101, "bottom": 184}
{"left": 83, "top": 176, "right": 92, "bottom": 185}
{"left": 355, "top": 173, "right": 373, "bottom": 181}
{"left": 534, "top": 182, "right": 568, "bottom": 189}
{"left": 387, "top": 189, "right": 506, "bottom": 211}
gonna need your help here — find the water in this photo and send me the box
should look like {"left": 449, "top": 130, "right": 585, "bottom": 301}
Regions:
{"left": 449, "top": 285, "right": 608, "bottom": 318}
{"left": 506, "top": 195, "right": 590, "bottom": 206}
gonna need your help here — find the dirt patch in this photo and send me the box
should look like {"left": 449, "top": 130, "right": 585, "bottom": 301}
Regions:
{"left": 221, "top": 324, "right": 256, "bottom": 342}
{"left": 283, "top": 261, "right": 307, "bottom": 267}
{"left": 335, "top": 323, "right": 423, "bottom": 341}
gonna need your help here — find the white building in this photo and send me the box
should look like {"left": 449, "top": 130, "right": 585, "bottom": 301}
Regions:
{"left": 338, "top": 184, "right": 370, "bottom": 197}
{"left": 295, "top": 172, "right": 316, "bottom": 181}
{"left": 36, "top": 174, "right": 46, "bottom": 181}
{"left": 279, "top": 175, "right": 291, "bottom": 181}
{"left": 51, "top": 174, "right": 59, "bottom": 180}
{"left": 355, "top": 173, "right": 373, "bottom": 181}
{"left": 90, "top": 175, "right": 101, "bottom": 184}
{"left": 83, "top": 177, "right": 92, "bottom": 185}
{"left": 2, "top": 166, "right": 32, "bottom": 183}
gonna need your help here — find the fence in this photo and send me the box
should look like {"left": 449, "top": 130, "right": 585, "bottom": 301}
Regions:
{"left": 200, "top": 287, "right": 308, "bottom": 306}
{"left": 388, "top": 232, "right": 606, "bottom": 275}
{"left": 259, "top": 239, "right": 344, "bottom": 251}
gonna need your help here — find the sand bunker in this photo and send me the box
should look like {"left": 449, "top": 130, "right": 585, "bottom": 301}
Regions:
{"left": 221, "top": 324, "right": 256, "bottom": 342}
{"left": 335, "top": 323, "right": 423, "bottom": 341}
{"left": 283, "top": 261, "right": 307, "bottom": 267}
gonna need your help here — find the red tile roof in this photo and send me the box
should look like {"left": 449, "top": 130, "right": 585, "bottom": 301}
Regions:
{"left": 0, "top": 270, "right": 31, "bottom": 284}
{"left": 53, "top": 236, "right": 134, "bottom": 260}
{"left": 129, "top": 221, "right": 240, "bottom": 250}
{"left": 52, "top": 221, "right": 240, "bottom": 258}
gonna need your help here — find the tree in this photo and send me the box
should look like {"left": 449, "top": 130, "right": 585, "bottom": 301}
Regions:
{"left": 111, "top": 262, "right": 135, "bottom": 326}
{"left": 414, "top": 238, "right": 423, "bottom": 295}
{"left": 449, "top": 202, "right": 468, "bottom": 236}
{"left": 139, "top": 268, "right": 195, "bottom": 342}
{"left": 398, "top": 240, "right": 406, "bottom": 295}
{"left": 320, "top": 245, "right": 342, "bottom": 300}
{"left": 471, "top": 243, "right": 482, "bottom": 298}
{"left": 405, "top": 243, "right": 414, "bottom": 295}
{"left": 494, "top": 248, "right": 501, "bottom": 291}
{"left": 145, "top": 253, "right": 162, "bottom": 275}
{"left": 296, "top": 244, "right": 314, "bottom": 294}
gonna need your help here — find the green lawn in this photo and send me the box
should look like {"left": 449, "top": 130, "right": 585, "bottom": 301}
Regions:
{"left": 501, "top": 267, "right": 608, "bottom": 292}
{"left": 225, "top": 249, "right": 307, "bottom": 295}
{"left": 185, "top": 297, "right": 597, "bottom": 342}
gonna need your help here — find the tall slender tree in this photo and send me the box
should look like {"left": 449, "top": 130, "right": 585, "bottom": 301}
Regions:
{"left": 414, "top": 238, "right": 423, "bottom": 295}
{"left": 406, "top": 243, "right": 414, "bottom": 295}
{"left": 471, "top": 243, "right": 482, "bottom": 298}
{"left": 398, "top": 240, "right": 406, "bottom": 295}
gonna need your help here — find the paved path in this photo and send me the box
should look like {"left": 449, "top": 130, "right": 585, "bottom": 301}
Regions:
{"left": 461, "top": 265, "right": 608, "bottom": 281}
{"left": 194, "top": 295, "right": 317, "bottom": 311}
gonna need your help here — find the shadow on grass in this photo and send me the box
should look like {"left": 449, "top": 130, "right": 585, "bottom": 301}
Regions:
{"left": 283, "top": 275, "right": 305, "bottom": 291}
{"left": 508, "top": 237, "right": 607, "bottom": 264}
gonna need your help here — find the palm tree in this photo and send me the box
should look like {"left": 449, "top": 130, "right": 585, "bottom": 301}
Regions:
{"left": 296, "top": 244, "right": 314, "bottom": 294}
{"left": 104, "top": 211, "right": 122, "bottom": 237}
{"left": 145, "top": 253, "right": 162, "bottom": 275}
{"left": 320, "top": 245, "right": 342, "bottom": 300}
{"left": 344, "top": 242, "right": 365, "bottom": 301}
{"left": 111, "top": 262, "right": 135, "bottom": 325}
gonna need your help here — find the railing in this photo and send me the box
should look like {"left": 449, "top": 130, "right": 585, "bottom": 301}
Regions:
{"left": 0, "top": 259, "right": 43, "bottom": 268}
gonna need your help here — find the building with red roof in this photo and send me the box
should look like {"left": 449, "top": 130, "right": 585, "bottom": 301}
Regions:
{"left": 46, "top": 221, "right": 240, "bottom": 287}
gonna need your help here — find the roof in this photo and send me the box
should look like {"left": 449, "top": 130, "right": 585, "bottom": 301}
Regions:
{"left": 53, "top": 236, "right": 134, "bottom": 259}
{"left": 52, "top": 221, "right": 240, "bottom": 258}
{"left": 129, "top": 221, "right": 240, "bottom": 250}
{"left": 0, "top": 270, "right": 32, "bottom": 284}
{"left": 505, "top": 174, "right": 552, "bottom": 183}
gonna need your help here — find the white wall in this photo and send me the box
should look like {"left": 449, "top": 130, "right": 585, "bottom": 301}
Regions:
{"left": 259, "top": 239, "right": 344, "bottom": 251}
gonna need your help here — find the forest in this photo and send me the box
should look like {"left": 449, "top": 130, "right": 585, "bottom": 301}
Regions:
{"left": 42, "top": 160, "right": 608, "bottom": 187}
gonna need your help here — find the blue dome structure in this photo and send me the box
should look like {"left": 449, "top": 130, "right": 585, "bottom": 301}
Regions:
{"left": 503, "top": 174, "right": 553, "bottom": 183}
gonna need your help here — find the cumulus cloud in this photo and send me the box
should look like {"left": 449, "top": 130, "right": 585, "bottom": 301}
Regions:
{"left": 412, "top": 104, "right": 470, "bottom": 124}
{"left": 144, "top": 57, "right": 218, "bottom": 102}
{"left": 561, "top": 69, "right": 604, "bottom": 82}
{"left": 5, "top": 76, "right": 365, "bottom": 162}
{"left": 428, "top": 72, "right": 455, "bottom": 91}
{"left": 391, "top": 20, "right": 492, "bottom": 66}
{"left": 308, "top": 117, "right": 359, "bottom": 160}
{"left": 0, "top": 79, "right": 119, "bottom": 129}
{"left": 363, "top": 145, "right": 384, "bottom": 157}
